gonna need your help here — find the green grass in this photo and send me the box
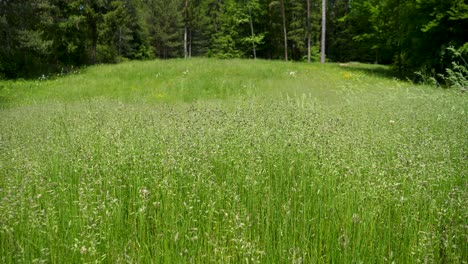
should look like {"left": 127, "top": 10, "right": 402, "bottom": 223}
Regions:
{"left": 0, "top": 58, "right": 467, "bottom": 263}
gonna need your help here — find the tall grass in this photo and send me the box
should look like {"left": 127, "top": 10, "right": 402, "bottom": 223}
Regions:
{"left": 0, "top": 59, "right": 466, "bottom": 263}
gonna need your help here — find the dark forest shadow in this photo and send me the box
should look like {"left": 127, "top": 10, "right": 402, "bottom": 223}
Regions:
{"left": 336, "top": 63, "right": 396, "bottom": 80}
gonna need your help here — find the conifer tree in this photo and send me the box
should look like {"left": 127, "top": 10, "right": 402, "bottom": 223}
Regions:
{"left": 145, "top": 0, "right": 184, "bottom": 58}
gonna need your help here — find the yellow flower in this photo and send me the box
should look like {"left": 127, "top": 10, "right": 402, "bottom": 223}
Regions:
{"left": 342, "top": 72, "right": 352, "bottom": 79}
{"left": 153, "top": 92, "right": 165, "bottom": 99}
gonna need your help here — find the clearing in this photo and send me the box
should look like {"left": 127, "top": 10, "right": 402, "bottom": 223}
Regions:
{"left": 0, "top": 59, "right": 466, "bottom": 263}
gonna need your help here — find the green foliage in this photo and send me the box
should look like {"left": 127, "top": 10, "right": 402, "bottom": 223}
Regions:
{"left": 0, "top": 0, "right": 56, "bottom": 77}
{"left": 0, "top": 0, "right": 466, "bottom": 78}
{"left": 209, "top": 34, "right": 242, "bottom": 58}
{"left": 339, "top": 0, "right": 468, "bottom": 79}
{"left": 241, "top": 33, "right": 265, "bottom": 48}
{"left": 208, "top": 0, "right": 245, "bottom": 58}
{"left": 287, "top": 0, "right": 306, "bottom": 60}
{"left": 237, "top": 0, "right": 265, "bottom": 58}
{"left": 439, "top": 46, "right": 468, "bottom": 91}
{"left": 325, "top": 0, "right": 354, "bottom": 62}
{"left": 145, "top": 0, "right": 184, "bottom": 58}
{"left": 302, "top": 43, "right": 320, "bottom": 62}
{"left": 0, "top": 0, "right": 152, "bottom": 77}
{"left": 415, "top": 45, "right": 468, "bottom": 90}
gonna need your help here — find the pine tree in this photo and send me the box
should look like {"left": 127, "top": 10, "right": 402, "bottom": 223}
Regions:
{"left": 288, "top": 0, "right": 306, "bottom": 60}
{"left": 269, "top": 0, "right": 288, "bottom": 61}
{"left": 0, "top": 0, "right": 54, "bottom": 77}
{"left": 145, "top": 0, "right": 184, "bottom": 58}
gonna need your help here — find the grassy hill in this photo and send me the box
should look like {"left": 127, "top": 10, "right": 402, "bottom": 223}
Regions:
{"left": 0, "top": 59, "right": 466, "bottom": 263}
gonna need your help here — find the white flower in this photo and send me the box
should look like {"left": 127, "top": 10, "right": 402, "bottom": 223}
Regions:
{"left": 352, "top": 213, "right": 360, "bottom": 223}
{"left": 80, "top": 246, "right": 87, "bottom": 254}
{"left": 289, "top": 71, "right": 297, "bottom": 78}
{"left": 140, "top": 188, "right": 150, "bottom": 199}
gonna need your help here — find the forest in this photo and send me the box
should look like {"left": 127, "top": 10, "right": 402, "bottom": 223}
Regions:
{"left": 0, "top": 0, "right": 467, "bottom": 80}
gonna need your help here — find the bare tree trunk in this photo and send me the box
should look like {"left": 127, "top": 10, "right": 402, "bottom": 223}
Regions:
{"left": 189, "top": 29, "right": 192, "bottom": 58}
{"left": 249, "top": 7, "right": 256, "bottom": 59}
{"left": 281, "top": 0, "right": 288, "bottom": 61}
{"left": 321, "top": 0, "right": 326, "bottom": 64}
{"left": 307, "top": 0, "right": 311, "bottom": 63}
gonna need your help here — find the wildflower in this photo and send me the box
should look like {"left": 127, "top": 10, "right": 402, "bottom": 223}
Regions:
{"left": 352, "top": 213, "right": 360, "bottom": 223}
{"left": 289, "top": 71, "right": 297, "bottom": 78}
{"left": 389, "top": 120, "right": 395, "bottom": 124}
{"left": 140, "top": 188, "right": 150, "bottom": 199}
{"left": 80, "top": 246, "right": 87, "bottom": 254}
{"left": 342, "top": 72, "right": 352, "bottom": 79}
{"left": 154, "top": 92, "right": 165, "bottom": 99}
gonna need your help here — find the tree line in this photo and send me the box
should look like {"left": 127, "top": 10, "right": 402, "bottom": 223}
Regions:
{"left": 0, "top": 0, "right": 467, "bottom": 79}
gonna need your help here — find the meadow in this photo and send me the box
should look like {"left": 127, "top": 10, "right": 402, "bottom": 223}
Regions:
{"left": 0, "top": 59, "right": 466, "bottom": 263}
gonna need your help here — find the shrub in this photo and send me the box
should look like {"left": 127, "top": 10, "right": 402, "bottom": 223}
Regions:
{"left": 439, "top": 46, "right": 468, "bottom": 91}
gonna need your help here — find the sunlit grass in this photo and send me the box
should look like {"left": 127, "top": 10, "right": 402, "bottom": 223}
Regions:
{"left": 0, "top": 59, "right": 466, "bottom": 263}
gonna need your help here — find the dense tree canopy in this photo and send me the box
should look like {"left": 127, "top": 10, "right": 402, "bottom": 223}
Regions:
{"left": 0, "top": 0, "right": 467, "bottom": 79}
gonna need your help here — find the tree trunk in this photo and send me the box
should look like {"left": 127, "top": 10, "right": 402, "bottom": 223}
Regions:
{"left": 189, "top": 29, "right": 192, "bottom": 58}
{"left": 281, "top": 0, "right": 288, "bottom": 61}
{"left": 320, "top": 0, "right": 326, "bottom": 64}
{"left": 249, "top": 7, "right": 256, "bottom": 59}
{"left": 306, "top": 0, "right": 311, "bottom": 63}
{"left": 184, "top": 26, "right": 188, "bottom": 59}
{"left": 91, "top": 22, "right": 97, "bottom": 64}
{"left": 92, "top": 38, "right": 97, "bottom": 64}
{"left": 118, "top": 27, "right": 122, "bottom": 57}
{"left": 5, "top": 28, "right": 10, "bottom": 52}
{"left": 184, "top": 0, "right": 188, "bottom": 59}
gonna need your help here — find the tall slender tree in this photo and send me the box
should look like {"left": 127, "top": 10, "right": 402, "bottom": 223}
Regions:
{"left": 321, "top": 0, "right": 326, "bottom": 63}
{"left": 248, "top": 5, "right": 257, "bottom": 59}
{"left": 240, "top": 0, "right": 264, "bottom": 59}
{"left": 183, "top": 0, "right": 190, "bottom": 58}
{"left": 281, "top": 0, "right": 288, "bottom": 61}
{"left": 306, "top": 0, "right": 311, "bottom": 63}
